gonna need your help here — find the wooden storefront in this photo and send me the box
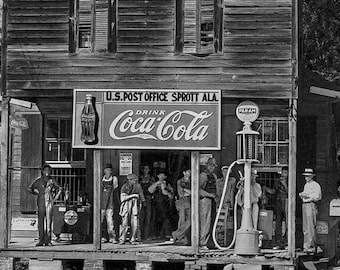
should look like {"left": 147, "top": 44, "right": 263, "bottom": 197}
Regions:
{"left": 0, "top": 0, "right": 299, "bottom": 269}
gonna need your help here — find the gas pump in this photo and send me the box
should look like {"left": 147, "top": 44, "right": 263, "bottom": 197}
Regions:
{"left": 212, "top": 101, "right": 260, "bottom": 255}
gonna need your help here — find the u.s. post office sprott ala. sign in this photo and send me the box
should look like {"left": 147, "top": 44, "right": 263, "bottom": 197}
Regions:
{"left": 72, "top": 89, "right": 221, "bottom": 150}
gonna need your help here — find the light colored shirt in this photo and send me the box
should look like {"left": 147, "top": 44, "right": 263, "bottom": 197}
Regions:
{"left": 301, "top": 180, "right": 322, "bottom": 203}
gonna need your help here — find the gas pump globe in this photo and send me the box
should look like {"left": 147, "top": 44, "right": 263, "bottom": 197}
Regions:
{"left": 234, "top": 101, "right": 261, "bottom": 255}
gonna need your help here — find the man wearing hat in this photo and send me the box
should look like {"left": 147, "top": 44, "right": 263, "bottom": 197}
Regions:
{"left": 148, "top": 171, "right": 174, "bottom": 240}
{"left": 299, "top": 168, "right": 322, "bottom": 252}
{"left": 29, "top": 164, "right": 61, "bottom": 246}
{"left": 199, "top": 157, "right": 218, "bottom": 248}
{"left": 119, "top": 174, "right": 145, "bottom": 244}
{"left": 100, "top": 163, "right": 119, "bottom": 243}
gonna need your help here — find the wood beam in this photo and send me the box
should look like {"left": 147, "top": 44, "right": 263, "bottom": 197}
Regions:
{"left": 288, "top": 99, "right": 297, "bottom": 258}
{"left": 1, "top": 0, "right": 8, "bottom": 96}
{"left": 191, "top": 151, "right": 200, "bottom": 253}
{"left": 93, "top": 150, "right": 102, "bottom": 250}
{"left": 90, "top": 0, "right": 96, "bottom": 52}
{"left": 0, "top": 98, "right": 9, "bottom": 248}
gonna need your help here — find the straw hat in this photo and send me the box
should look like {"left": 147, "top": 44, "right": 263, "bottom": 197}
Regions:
{"left": 302, "top": 168, "right": 315, "bottom": 176}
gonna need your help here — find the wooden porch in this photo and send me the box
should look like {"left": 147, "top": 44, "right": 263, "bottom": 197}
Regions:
{"left": 1, "top": 237, "right": 295, "bottom": 268}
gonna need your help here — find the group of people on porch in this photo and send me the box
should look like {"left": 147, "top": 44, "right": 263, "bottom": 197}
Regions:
{"left": 29, "top": 159, "right": 322, "bottom": 252}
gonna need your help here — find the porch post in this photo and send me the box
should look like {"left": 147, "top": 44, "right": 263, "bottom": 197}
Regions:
{"left": 0, "top": 98, "right": 9, "bottom": 248}
{"left": 288, "top": 99, "right": 297, "bottom": 258}
{"left": 93, "top": 149, "right": 102, "bottom": 250}
{"left": 191, "top": 151, "right": 200, "bottom": 253}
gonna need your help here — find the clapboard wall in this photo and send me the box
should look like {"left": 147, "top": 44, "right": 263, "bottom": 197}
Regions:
{"left": 6, "top": 0, "right": 295, "bottom": 99}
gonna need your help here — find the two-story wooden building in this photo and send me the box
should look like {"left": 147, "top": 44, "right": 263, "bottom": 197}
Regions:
{"left": 0, "top": 0, "right": 299, "bottom": 269}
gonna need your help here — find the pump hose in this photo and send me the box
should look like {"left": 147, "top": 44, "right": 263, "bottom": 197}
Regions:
{"left": 212, "top": 160, "right": 241, "bottom": 250}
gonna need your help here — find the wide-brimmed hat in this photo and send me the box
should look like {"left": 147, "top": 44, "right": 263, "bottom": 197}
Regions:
{"left": 206, "top": 158, "right": 217, "bottom": 167}
{"left": 302, "top": 168, "right": 315, "bottom": 176}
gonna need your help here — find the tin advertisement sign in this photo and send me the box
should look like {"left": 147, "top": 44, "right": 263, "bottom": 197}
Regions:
{"left": 73, "top": 89, "right": 221, "bottom": 150}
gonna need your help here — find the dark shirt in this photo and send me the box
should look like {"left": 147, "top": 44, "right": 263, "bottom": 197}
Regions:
{"left": 203, "top": 171, "right": 217, "bottom": 195}
{"left": 29, "top": 176, "right": 60, "bottom": 205}
{"left": 140, "top": 175, "right": 154, "bottom": 199}
{"left": 274, "top": 177, "right": 288, "bottom": 199}
{"left": 153, "top": 182, "right": 173, "bottom": 203}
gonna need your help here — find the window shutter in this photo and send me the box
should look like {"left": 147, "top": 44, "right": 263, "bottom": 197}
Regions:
{"left": 95, "top": 0, "right": 109, "bottom": 51}
{"left": 213, "top": 0, "right": 223, "bottom": 53}
{"left": 108, "top": 0, "right": 117, "bottom": 52}
{"left": 183, "top": 0, "right": 197, "bottom": 53}
{"left": 69, "top": 0, "right": 78, "bottom": 52}
{"left": 20, "top": 114, "right": 43, "bottom": 213}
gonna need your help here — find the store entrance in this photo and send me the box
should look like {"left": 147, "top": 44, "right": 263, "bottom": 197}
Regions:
{"left": 139, "top": 150, "right": 190, "bottom": 243}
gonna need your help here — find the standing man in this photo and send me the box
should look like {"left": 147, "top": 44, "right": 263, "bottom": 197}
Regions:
{"left": 148, "top": 171, "right": 174, "bottom": 240}
{"left": 119, "top": 174, "right": 145, "bottom": 245}
{"left": 199, "top": 158, "right": 218, "bottom": 248}
{"left": 172, "top": 168, "right": 191, "bottom": 245}
{"left": 299, "top": 168, "right": 322, "bottom": 253}
{"left": 29, "top": 164, "right": 61, "bottom": 246}
{"left": 263, "top": 166, "right": 289, "bottom": 249}
{"left": 139, "top": 165, "right": 155, "bottom": 240}
{"left": 101, "top": 163, "right": 119, "bottom": 244}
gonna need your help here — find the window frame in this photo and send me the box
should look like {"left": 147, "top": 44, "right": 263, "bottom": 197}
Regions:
{"left": 176, "top": 0, "right": 224, "bottom": 55}
{"left": 69, "top": 0, "right": 115, "bottom": 53}
{"left": 44, "top": 115, "right": 86, "bottom": 165}
{"left": 254, "top": 117, "right": 289, "bottom": 167}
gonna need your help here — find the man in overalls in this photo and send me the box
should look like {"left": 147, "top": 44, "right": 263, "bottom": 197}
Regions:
{"left": 29, "top": 164, "right": 61, "bottom": 246}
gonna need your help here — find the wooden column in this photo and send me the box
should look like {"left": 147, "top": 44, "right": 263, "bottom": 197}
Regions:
{"left": 93, "top": 150, "right": 102, "bottom": 250}
{"left": 0, "top": 98, "right": 9, "bottom": 248}
{"left": 288, "top": 99, "right": 297, "bottom": 258}
{"left": 191, "top": 151, "right": 200, "bottom": 253}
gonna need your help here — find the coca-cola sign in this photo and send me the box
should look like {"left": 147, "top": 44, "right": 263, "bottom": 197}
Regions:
{"left": 73, "top": 90, "right": 221, "bottom": 150}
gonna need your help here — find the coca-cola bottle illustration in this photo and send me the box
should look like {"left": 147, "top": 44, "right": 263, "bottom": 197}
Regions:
{"left": 80, "top": 94, "right": 97, "bottom": 144}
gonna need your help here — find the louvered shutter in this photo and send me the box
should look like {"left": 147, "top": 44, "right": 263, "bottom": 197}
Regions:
{"left": 95, "top": 0, "right": 109, "bottom": 51}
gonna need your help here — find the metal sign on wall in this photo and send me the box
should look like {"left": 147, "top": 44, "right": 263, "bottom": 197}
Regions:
{"left": 72, "top": 89, "right": 221, "bottom": 150}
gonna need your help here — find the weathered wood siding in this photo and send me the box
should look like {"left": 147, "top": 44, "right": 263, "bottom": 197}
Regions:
{"left": 7, "top": 0, "right": 293, "bottom": 99}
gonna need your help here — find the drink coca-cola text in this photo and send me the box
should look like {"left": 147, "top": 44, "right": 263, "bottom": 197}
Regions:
{"left": 108, "top": 110, "right": 213, "bottom": 141}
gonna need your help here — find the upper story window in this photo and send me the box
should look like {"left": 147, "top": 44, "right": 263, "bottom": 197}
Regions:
{"left": 69, "top": 0, "right": 114, "bottom": 53}
{"left": 45, "top": 117, "right": 85, "bottom": 162}
{"left": 69, "top": 0, "right": 222, "bottom": 54}
{"left": 177, "top": 0, "right": 224, "bottom": 54}
{"left": 253, "top": 118, "right": 289, "bottom": 166}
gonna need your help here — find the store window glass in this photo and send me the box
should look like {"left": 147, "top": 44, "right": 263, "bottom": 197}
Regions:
{"left": 45, "top": 117, "right": 85, "bottom": 162}
{"left": 254, "top": 118, "right": 289, "bottom": 166}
